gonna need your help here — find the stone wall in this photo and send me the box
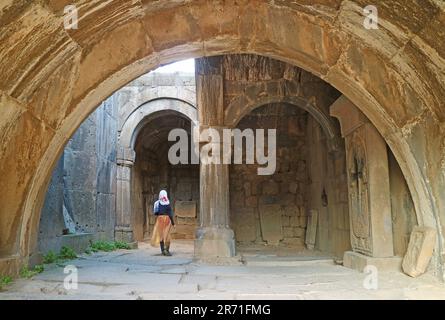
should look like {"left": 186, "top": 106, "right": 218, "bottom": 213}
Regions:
{"left": 38, "top": 156, "right": 66, "bottom": 253}
{"left": 39, "top": 98, "right": 118, "bottom": 253}
{"left": 306, "top": 116, "right": 351, "bottom": 258}
{"left": 134, "top": 156, "right": 200, "bottom": 241}
{"left": 229, "top": 104, "right": 309, "bottom": 247}
{"left": 389, "top": 150, "right": 418, "bottom": 257}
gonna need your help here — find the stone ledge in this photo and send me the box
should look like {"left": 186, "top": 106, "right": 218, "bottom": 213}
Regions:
{"left": 343, "top": 251, "right": 402, "bottom": 272}
{"left": 195, "top": 255, "right": 243, "bottom": 266}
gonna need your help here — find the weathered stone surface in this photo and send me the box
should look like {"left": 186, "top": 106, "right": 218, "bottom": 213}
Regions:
{"left": 331, "top": 97, "right": 394, "bottom": 258}
{"left": 175, "top": 201, "right": 197, "bottom": 218}
{"left": 231, "top": 208, "right": 257, "bottom": 243}
{"left": 229, "top": 103, "right": 310, "bottom": 245}
{"left": 0, "top": 1, "right": 444, "bottom": 280}
{"left": 40, "top": 99, "right": 118, "bottom": 249}
{"left": 305, "top": 209, "right": 318, "bottom": 250}
{"left": 343, "top": 251, "right": 402, "bottom": 273}
{"left": 38, "top": 156, "right": 66, "bottom": 254}
{"left": 259, "top": 204, "right": 283, "bottom": 245}
{"left": 172, "top": 225, "right": 196, "bottom": 240}
{"left": 402, "top": 227, "right": 437, "bottom": 278}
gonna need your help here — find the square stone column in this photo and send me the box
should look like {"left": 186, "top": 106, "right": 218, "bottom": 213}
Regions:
{"left": 115, "top": 147, "right": 137, "bottom": 245}
{"left": 331, "top": 96, "right": 400, "bottom": 271}
{"left": 194, "top": 57, "right": 235, "bottom": 258}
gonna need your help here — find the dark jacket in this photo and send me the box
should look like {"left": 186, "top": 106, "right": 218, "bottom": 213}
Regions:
{"left": 154, "top": 202, "right": 175, "bottom": 225}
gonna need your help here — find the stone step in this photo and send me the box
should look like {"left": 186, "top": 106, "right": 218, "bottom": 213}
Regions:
{"left": 241, "top": 255, "right": 335, "bottom": 267}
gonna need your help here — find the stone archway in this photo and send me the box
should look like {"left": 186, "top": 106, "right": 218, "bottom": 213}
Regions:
{"left": 115, "top": 98, "right": 198, "bottom": 243}
{"left": 226, "top": 96, "right": 342, "bottom": 154}
{"left": 0, "top": 1, "right": 443, "bottom": 277}
{"left": 119, "top": 99, "right": 198, "bottom": 151}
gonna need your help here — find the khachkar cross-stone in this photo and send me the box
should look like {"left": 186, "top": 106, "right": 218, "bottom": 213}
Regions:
{"left": 331, "top": 95, "right": 395, "bottom": 263}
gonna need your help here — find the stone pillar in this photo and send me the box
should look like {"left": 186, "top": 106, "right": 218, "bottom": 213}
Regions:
{"left": 330, "top": 96, "right": 401, "bottom": 271}
{"left": 115, "top": 147, "right": 137, "bottom": 244}
{"left": 194, "top": 57, "right": 236, "bottom": 258}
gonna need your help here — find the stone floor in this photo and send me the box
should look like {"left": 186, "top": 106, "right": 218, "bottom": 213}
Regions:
{"left": 1, "top": 240, "right": 445, "bottom": 300}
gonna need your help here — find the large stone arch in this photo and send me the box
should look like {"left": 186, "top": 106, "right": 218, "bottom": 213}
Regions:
{"left": 0, "top": 1, "right": 443, "bottom": 277}
{"left": 117, "top": 76, "right": 196, "bottom": 131}
{"left": 225, "top": 95, "right": 342, "bottom": 153}
{"left": 119, "top": 98, "right": 198, "bottom": 151}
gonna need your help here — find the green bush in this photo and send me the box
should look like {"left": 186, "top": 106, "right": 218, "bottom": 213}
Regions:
{"left": 87, "top": 241, "right": 132, "bottom": 253}
{"left": 90, "top": 241, "right": 115, "bottom": 252}
{"left": 42, "top": 247, "right": 77, "bottom": 265}
{"left": 114, "top": 241, "right": 131, "bottom": 250}
{"left": 43, "top": 251, "right": 58, "bottom": 264}
{"left": 58, "top": 246, "right": 77, "bottom": 260}
{"left": 19, "top": 265, "right": 44, "bottom": 279}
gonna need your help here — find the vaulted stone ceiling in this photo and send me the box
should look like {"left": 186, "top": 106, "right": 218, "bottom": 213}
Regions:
{"left": 0, "top": 0, "right": 444, "bottom": 277}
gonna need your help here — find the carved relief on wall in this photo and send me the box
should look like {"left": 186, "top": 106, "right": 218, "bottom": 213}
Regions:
{"left": 347, "top": 129, "right": 372, "bottom": 255}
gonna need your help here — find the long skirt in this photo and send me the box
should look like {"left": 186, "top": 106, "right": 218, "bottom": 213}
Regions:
{"left": 150, "top": 215, "right": 172, "bottom": 248}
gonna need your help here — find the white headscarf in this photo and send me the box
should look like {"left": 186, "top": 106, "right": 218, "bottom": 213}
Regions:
{"left": 158, "top": 190, "right": 170, "bottom": 205}
{"left": 154, "top": 190, "right": 170, "bottom": 214}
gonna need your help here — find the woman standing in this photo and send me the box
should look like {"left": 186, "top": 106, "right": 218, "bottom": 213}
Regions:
{"left": 151, "top": 190, "right": 175, "bottom": 256}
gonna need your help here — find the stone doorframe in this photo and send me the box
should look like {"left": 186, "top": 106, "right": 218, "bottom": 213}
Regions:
{"left": 116, "top": 98, "right": 198, "bottom": 243}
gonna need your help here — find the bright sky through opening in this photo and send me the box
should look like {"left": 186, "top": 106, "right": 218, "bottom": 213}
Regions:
{"left": 153, "top": 59, "right": 195, "bottom": 74}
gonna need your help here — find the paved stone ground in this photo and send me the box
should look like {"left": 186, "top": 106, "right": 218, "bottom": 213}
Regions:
{"left": 1, "top": 241, "right": 445, "bottom": 300}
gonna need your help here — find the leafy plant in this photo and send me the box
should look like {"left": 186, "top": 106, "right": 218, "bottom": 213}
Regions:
{"left": 43, "top": 251, "right": 58, "bottom": 264}
{"left": 58, "top": 246, "right": 77, "bottom": 260}
{"left": 0, "top": 275, "right": 12, "bottom": 290}
{"left": 87, "top": 241, "right": 132, "bottom": 253}
{"left": 114, "top": 241, "right": 131, "bottom": 250}
{"left": 42, "top": 247, "right": 78, "bottom": 265}
{"left": 19, "top": 265, "right": 44, "bottom": 279}
{"left": 90, "top": 241, "right": 115, "bottom": 252}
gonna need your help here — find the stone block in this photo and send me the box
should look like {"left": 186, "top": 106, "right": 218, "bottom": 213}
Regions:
{"left": 343, "top": 251, "right": 402, "bottom": 272}
{"left": 283, "top": 227, "right": 294, "bottom": 238}
{"left": 282, "top": 215, "right": 291, "bottom": 227}
{"left": 278, "top": 194, "right": 295, "bottom": 206}
{"left": 259, "top": 195, "right": 278, "bottom": 205}
{"left": 177, "top": 217, "right": 196, "bottom": 225}
{"left": 245, "top": 196, "right": 257, "bottom": 207}
{"left": 65, "top": 190, "right": 97, "bottom": 232}
{"left": 259, "top": 204, "right": 283, "bottom": 244}
{"left": 285, "top": 205, "right": 299, "bottom": 217}
{"left": 175, "top": 201, "right": 197, "bottom": 218}
{"left": 176, "top": 182, "right": 192, "bottom": 200}
{"left": 402, "top": 226, "right": 436, "bottom": 277}
{"left": 261, "top": 180, "right": 279, "bottom": 195}
{"left": 289, "top": 182, "right": 298, "bottom": 194}
{"left": 305, "top": 209, "right": 318, "bottom": 250}
{"left": 195, "top": 227, "right": 236, "bottom": 258}
{"left": 289, "top": 215, "right": 299, "bottom": 227}
{"left": 232, "top": 208, "right": 256, "bottom": 242}
{"left": 294, "top": 227, "right": 306, "bottom": 238}
{"left": 172, "top": 224, "right": 196, "bottom": 239}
